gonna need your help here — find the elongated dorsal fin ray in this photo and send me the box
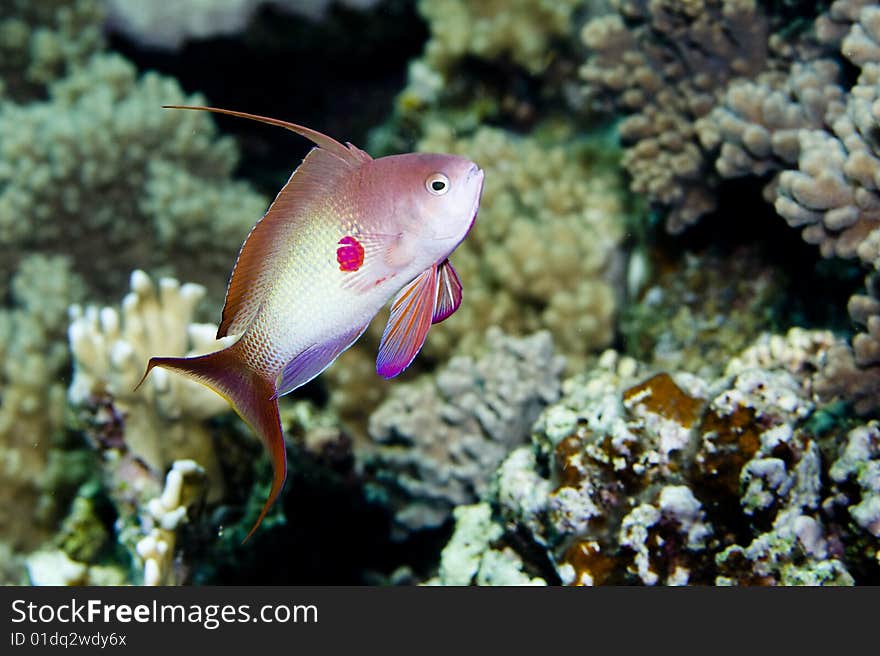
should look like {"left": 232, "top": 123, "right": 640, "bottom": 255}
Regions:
{"left": 162, "top": 105, "right": 372, "bottom": 166}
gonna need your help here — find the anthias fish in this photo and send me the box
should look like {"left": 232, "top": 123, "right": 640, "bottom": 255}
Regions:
{"left": 139, "top": 106, "right": 484, "bottom": 541}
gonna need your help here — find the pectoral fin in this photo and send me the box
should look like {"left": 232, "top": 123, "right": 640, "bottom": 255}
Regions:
{"left": 432, "top": 259, "right": 462, "bottom": 324}
{"left": 376, "top": 265, "right": 438, "bottom": 378}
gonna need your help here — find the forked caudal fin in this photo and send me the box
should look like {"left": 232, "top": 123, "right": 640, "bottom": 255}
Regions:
{"left": 136, "top": 345, "right": 286, "bottom": 543}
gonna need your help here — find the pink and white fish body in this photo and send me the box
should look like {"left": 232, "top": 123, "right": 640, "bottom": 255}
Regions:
{"left": 242, "top": 152, "right": 482, "bottom": 382}
{"left": 139, "top": 106, "right": 484, "bottom": 541}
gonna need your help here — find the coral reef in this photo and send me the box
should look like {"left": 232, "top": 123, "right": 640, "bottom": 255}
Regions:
{"left": 68, "top": 270, "right": 233, "bottom": 503}
{"left": 0, "top": 254, "right": 86, "bottom": 551}
{"left": 770, "top": 8, "right": 880, "bottom": 412}
{"left": 580, "top": 1, "right": 880, "bottom": 415}
{"left": 437, "top": 329, "right": 878, "bottom": 585}
{"left": 0, "top": 0, "right": 104, "bottom": 101}
{"left": 364, "top": 328, "right": 565, "bottom": 537}
{"left": 3, "top": 0, "right": 880, "bottom": 589}
{"left": 0, "top": 53, "right": 267, "bottom": 302}
{"left": 580, "top": 0, "right": 772, "bottom": 231}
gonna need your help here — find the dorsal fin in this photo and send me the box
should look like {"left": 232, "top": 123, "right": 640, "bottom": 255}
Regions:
{"left": 162, "top": 106, "right": 371, "bottom": 338}
{"left": 219, "top": 146, "right": 356, "bottom": 337}
{"left": 162, "top": 105, "right": 372, "bottom": 167}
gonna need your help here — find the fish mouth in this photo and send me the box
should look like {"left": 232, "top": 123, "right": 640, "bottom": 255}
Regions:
{"left": 467, "top": 168, "right": 484, "bottom": 230}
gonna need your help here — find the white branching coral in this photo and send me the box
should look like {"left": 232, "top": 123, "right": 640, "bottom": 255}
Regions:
{"left": 68, "top": 270, "right": 233, "bottom": 501}
{"left": 135, "top": 459, "right": 206, "bottom": 586}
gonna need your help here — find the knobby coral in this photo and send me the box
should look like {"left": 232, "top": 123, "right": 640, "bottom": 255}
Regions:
{"left": 364, "top": 328, "right": 565, "bottom": 537}
{"left": 434, "top": 329, "right": 877, "bottom": 585}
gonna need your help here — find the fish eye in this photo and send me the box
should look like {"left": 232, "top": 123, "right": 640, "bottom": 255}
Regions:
{"left": 426, "top": 172, "right": 450, "bottom": 195}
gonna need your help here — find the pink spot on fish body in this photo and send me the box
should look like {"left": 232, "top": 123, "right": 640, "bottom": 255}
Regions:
{"left": 337, "top": 236, "right": 364, "bottom": 272}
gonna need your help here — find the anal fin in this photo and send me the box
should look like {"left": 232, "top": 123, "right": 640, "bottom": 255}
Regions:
{"left": 275, "top": 323, "right": 369, "bottom": 398}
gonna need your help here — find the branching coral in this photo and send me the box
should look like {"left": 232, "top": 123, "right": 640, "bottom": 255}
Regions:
{"left": 364, "top": 328, "right": 565, "bottom": 537}
{"left": 0, "top": 52, "right": 267, "bottom": 302}
{"left": 68, "top": 270, "right": 233, "bottom": 503}
{"left": 775, "top": 64, "right": 880, "bottom": 261}
{"left": 0, "top": 0, "right": 104, "bottom": 101}
{"left": 0, "top": 254, "right": 85, "bottom": 551}
{"left": 135, "top": 460, "right": 207, "bottom": 586}
{"left": 696, "top": 60, "right": 845, "bottom": 182}
{"left": 418, "top": 0, "right": 581, "bottom": 76}
{"left": 580, "top": 0, "right": 771, "bottom": 231}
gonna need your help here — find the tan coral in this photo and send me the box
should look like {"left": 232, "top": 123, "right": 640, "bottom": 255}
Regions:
{"left": 697, "top": 61, "right": 845, "bottom": 180}
{"left": 418, "top": 0, "right": 580, "bottom": 76}
{"left": 68, "top": 270, "right": 234, "bottom": 501}
{"left": 0, "top": 254, "right": 84, "bottom": 550}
